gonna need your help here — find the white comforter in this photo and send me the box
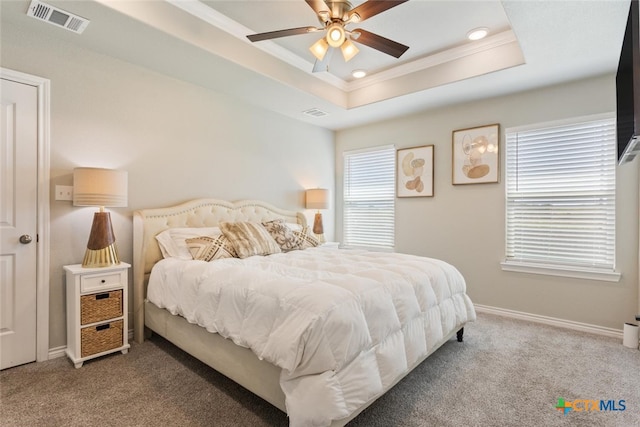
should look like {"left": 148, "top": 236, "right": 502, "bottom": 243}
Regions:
{"left": 147, "top": 247, "right": 476, "bottom": 426}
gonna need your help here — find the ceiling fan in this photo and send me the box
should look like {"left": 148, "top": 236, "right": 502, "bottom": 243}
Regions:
{"left": 246, "top": 0, "right": 410, "bottom": 72}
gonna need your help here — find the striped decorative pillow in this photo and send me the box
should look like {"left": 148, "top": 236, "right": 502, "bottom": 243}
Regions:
{"left": 220, "top": 221, "right": 282, "bottom": 259}
{"left": 185, "top": 235, "right": 237, "bottom": 261}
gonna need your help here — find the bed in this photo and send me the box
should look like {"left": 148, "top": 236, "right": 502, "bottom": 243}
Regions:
{"left": 133, "top": 198, "right": 476, "bottom": 427}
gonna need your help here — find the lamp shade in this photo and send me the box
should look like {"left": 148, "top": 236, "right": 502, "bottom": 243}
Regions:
{"left": 310, "top": 38, "right": 329, "bottom": 61}
{"left": 340, "top": 39, "right": 359, "bottom": 62}
{"left": 73, "top": 168, "right": 128, "bottom": 207}
{"left": 306, "top": 188, "right": 329, "bottom": 210}
{"left": 73, "top": 167, "right": 127, "bottom": 268}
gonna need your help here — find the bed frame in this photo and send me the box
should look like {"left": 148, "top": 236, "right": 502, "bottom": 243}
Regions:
{"left": 133, "top": 198, "right": 464, "bottom": 426}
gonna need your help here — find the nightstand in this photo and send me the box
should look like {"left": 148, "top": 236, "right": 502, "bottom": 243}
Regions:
{"left": 64, "top": 263, "right": 131, "bottom": 368}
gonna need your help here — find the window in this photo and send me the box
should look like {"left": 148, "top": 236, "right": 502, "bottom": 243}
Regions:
{"left": 343, "top": 145, "right": 395, "bottom": 249}
{"left": 503, "top": 114, "right": 619, "bottom": 281}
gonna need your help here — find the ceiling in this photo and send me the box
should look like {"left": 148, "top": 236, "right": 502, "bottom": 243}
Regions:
{"left": 1, "top": 0, "right": 632, "bottom": 130}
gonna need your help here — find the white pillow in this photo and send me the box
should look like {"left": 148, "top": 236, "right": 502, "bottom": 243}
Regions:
{"left": 155, "top": 227, "right": 221, "bottom": 259}
{"left": 286, "top": 223, "right": 303, "bottom": 232}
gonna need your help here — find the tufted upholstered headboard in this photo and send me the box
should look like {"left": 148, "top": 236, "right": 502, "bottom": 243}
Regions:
{"left": 132, "top": 198, "right": 306, "bottom": 343}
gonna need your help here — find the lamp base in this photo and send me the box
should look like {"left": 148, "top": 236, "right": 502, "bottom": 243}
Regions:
{"left": 82, "top": 243, "right": 121, "bottom": 268}
{"left": 313, "top": 212, "right": 324, "bottom": 235}
{"left": 312, "top": 212, "right": 326, "bottom": 244}
{"left": 82, "top": 211, "right": 120, "bottom": 268}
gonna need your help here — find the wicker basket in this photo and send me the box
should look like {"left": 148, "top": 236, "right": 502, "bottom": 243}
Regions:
{"left": 80, "top": 290, "right": 122, "bottom": 325}
{"left": 81, "top": 319, "right": 123, "bottom": 357}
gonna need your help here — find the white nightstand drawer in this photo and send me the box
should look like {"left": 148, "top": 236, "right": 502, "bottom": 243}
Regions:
{"left": 81, "top": 272, "right": 122, "bottom": 293}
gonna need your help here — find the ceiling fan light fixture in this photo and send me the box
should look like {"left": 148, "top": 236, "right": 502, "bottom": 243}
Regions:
{"left": 310, "top": 37, "right": 329, "bottom": 61}
{"left": 467, "top": 27, "right": 489, "bottom": 41}
{"left": 246, "top": 0, "right": 410, "bottom": 72}
{"left": 326, "top": 23, "right": 346, "bottom": 47}
{"left": 341, "top": 39, "right": 359, "bottom": 62}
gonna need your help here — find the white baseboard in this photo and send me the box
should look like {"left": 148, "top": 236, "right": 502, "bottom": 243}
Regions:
{"left": 48, "top": 346, "right": 66, "bottom": 360}
{"left": 474, "top": 304, "right": 624, "bottom": 339}
{"left": 48, "top": 329, "right": 135, "bottom": 360}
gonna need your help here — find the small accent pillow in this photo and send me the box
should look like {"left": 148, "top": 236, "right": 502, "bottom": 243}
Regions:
{"left": 262, "top": 219, "right": 301, "bottom": 251}
{"left": 219, "top": 221, "right": 281, "bottom": 259}
{"left": 185, "top": 235, "right": 238, "bottom": 261}
{"left": 286, "top": 222, "right": 303, "bottom": 232}
{"left": 155, "top": 227, "right": 222, "bottom": 259}
{"left": 293, "top": 226, "right": 320, "bottom": 249}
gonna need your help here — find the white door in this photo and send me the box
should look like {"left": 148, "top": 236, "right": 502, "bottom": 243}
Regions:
{"left": 0, "top": 78, "right": 39, "bottom": 369}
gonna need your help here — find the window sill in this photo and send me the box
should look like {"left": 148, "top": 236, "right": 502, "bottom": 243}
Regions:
{"left": 500, "top": 261, "right": 621, "bottom": 282}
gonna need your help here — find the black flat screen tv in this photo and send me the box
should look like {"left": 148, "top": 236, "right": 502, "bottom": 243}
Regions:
{"left": 616, "top": 0, "right": 640, "bottom": 164}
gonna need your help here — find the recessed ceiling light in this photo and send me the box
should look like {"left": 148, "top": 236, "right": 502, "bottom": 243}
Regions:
{"left": 467, "top": 27, "right": 489, "bottom": 41}
{"left": 352, "top": 69, "right": 367, "bottom": 79}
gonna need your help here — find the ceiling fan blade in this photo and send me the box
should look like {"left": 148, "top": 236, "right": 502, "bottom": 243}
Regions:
{"left": 351, "top": 28, "right": 409, "bottom": 58}
{"left": 348, "top": 0, "right": 409, "bottom": 23}
{"left": 312, "top": 47, "right": 335, "bottom": 73}
{"left": 247, "top": 26, "right": 319, "bottom": 42}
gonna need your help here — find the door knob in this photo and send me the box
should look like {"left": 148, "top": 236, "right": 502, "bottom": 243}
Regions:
{"left": 19, "top": 235, "right": 33, "bottom": 244}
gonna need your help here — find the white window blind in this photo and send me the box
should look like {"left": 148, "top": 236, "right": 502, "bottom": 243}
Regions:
{"left": 505, "top": 116, "right": 616, "bottom": 271}
{"left": 343, "top": 145, "right": 395, "bottom": 249}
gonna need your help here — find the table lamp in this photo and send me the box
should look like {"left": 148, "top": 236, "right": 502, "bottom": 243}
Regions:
{"left": 305, "top": 188, "right": 329, "bottom": 243}
{"left": 73, "top": 167, "right": 128, "bottom": 268}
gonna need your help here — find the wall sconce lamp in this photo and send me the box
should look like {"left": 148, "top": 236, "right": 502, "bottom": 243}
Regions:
{"left": 305, "top": 188, "right": 329, "bottom": 242}
{"left": 73, "top": 167, "right": 128, "bottom": 268}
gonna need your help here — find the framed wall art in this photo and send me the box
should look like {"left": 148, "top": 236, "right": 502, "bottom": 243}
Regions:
{"left": 397, "top": 145, "right": 434, "bottom": 197}
{"left": 452, "top": 124, "right": 500, "bottom": 185}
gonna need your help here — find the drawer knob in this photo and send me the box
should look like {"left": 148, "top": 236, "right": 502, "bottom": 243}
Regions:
{"left": 101, "top": 279, "right": 106, "bottom": 283}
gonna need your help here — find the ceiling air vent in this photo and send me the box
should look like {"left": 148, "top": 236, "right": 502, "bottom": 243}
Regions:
{"left": 302, "top": 108, "right": 328, "bottom": 118}
{"left": 27, "top": 0, "right": 90, "bottom": 34}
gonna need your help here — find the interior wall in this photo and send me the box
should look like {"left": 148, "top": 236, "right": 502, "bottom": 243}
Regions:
{"left": 336, "top": 74, "right": 639, "bottom": 330}
{"left": 1, "top": 22, "right": 335, "bottom": 350}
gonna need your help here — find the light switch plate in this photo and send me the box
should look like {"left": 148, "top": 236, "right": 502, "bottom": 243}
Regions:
{"left": 55, "top": 185, "right": 73, "bottom": 201}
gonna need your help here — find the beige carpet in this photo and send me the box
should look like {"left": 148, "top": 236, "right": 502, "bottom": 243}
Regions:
{"left": 1, "top": 313, "right": 638, "bottom": 426}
